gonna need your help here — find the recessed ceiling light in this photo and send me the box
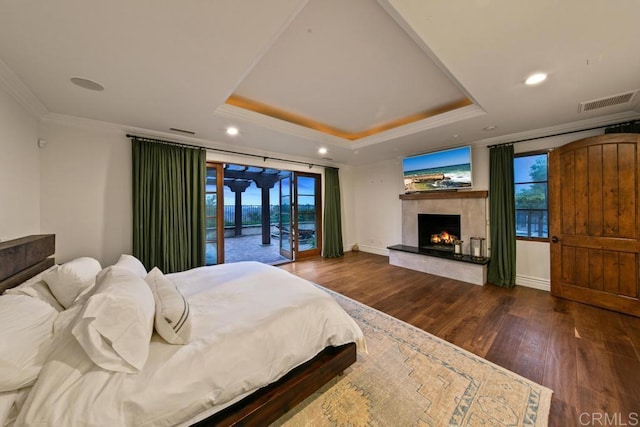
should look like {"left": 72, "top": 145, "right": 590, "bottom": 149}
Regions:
{"left": 525, "top": 73, "right": 547, "bottom": 85}
{"left": 226, "top": 127, "right": 239, "bottom": 136}
{"left": 318, "top": 147, "right": 327, "bottom": 155}
{"left": 70, "top": 77, "right": 104, "bottom": 91}
{"left": 483, "top": 125, "right": 497, "bottom": 131}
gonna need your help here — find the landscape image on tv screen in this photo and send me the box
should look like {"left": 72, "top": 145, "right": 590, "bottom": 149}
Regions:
{"left": 403, "top": 146, "right": 472, "bottom": 192}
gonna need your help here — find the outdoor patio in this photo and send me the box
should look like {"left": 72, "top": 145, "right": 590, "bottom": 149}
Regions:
{"left": 206, "top": 234, "right": 289, "bottom": 265}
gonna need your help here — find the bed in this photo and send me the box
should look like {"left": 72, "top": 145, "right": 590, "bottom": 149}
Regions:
{"left": 0, "top": 235, "right": 364, "bottom": 426}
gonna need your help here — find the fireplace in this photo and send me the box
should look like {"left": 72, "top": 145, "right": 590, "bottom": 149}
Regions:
{"left": 418, "top": 214, "right": 461, "bottom": 251}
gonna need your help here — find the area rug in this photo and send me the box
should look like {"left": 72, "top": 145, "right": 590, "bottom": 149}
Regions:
{"left": 273, "top": 289, "right": 552, "bottom": 426}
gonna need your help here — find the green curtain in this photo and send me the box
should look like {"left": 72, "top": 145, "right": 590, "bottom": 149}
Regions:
{"left": 322, "top": 167, "right": 344, "bottom": 258}
{"left": 487, "top": 144, "right": 516, "bottom": 287}
{"left": 605, "top": 120, "right": 640, "bottom": 134}
{"left": 132, "top": 139, "right": 206, "bottom": 273}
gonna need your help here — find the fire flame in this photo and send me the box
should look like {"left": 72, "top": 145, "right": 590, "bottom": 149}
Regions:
{"left": 431, "top": 231, "right": 457, "bottom": 245}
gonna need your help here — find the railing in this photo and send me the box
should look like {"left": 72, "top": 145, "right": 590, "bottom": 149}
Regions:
{"left": 516, "top": 209, "right": 548, "bottom": 238}
{"left": 223, "top": 205, "right": 267, "bottom": 226}
{"left": 214, "top": 205, "right": 316, "bottom": 226}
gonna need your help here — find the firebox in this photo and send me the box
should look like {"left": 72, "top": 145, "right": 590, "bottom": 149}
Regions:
{"left": 418, "top": 214, "right": 461, "bottom": 251}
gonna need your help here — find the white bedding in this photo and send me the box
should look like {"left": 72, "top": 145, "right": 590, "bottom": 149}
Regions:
{"left": 15, "top": 262, "right": 365, "bottom": 426}
{"left": 0, "top": 388, "right": 30, "bottom": 426}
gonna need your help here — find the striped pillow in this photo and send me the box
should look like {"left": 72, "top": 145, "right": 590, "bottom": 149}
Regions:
{"left": 144, "top": 267, "right": 191, "bottom": 345}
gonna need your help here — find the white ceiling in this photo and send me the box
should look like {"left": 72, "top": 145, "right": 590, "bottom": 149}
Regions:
{"left": 232, "top": 0, "right": 470, "bottom": 136}
{"left": 0, "top": 0, "right": 639, "bottom": 166}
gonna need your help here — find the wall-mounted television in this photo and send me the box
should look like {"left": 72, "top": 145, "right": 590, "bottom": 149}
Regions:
{"left": 402, "top": 146, "right": 472, "bottom": 192}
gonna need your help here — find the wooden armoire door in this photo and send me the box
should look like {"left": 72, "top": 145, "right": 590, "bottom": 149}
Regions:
{"left": 549, "top": 133, "right": 640, "bottom": 317}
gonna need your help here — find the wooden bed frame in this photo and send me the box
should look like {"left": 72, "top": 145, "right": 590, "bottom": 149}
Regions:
{"left": 0, "top": 234, "right": 357, "bottom": 426}
{"left": 0, "top": 234, "right": 55, "bottom": 293}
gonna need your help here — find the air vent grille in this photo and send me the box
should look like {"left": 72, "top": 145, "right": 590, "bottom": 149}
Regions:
{"left": 169, "top": 127, "right": 196, "bottom": 135}
{"left": 579, "top": 90, "right": 638, "bottom": 112}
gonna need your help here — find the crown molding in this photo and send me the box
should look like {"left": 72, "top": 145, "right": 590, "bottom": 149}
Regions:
{"left": 215, "top": 101, "right": 486, "bottom": 151}
{"left": 0, "top": 58, "right": 48, "bottom": 119}
{"left": 214, "top": 104, "right": 352, "bottom": 147}
{"left": 469, "top": 110, "right": 640, "bottom": 148}
{"left": 350, "top": 103, "right": 486, "bottom": 149}
{"left": 41, "top": 112, "right": 345, "bottom": 169}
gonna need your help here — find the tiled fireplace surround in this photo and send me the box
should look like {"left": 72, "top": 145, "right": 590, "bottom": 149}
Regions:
{"left": 389, "top": 192, "right": 489, "bottom": 285}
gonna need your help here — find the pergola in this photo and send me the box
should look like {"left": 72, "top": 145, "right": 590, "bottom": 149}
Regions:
{"left": 221, "top": 164, "right": 290, "bottom": 245}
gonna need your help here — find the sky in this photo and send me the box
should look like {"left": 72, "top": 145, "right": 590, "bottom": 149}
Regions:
{"left": 514, "top": 153, "right": 547, "bottom": 183}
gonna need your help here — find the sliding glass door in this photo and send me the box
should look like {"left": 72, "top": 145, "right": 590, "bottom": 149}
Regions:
{"left": 279, "top": 172, "right": 293, "bottom": 260}
{"left": 205, "top": 162, "right": 224, "bottom": 265}
{"left": 294, "top": 172, "right": 321, "bottom": 258}
{"left": 205, "top": 163, "right": 321, "bottom": 264}
{"left": 277, "top": 172, "right": 321, "bottom": 260}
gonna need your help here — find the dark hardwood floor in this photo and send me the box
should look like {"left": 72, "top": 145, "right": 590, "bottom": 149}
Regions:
{"left": 280, "top": 251, "right": 640, "bottom": 426}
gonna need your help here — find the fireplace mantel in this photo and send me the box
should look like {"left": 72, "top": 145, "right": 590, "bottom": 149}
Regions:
{"left": 399, "top": 190, "right": 488, "bottom": 200}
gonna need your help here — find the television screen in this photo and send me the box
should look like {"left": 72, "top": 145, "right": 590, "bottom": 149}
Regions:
{"left": 402, "top": 146, "right": 472, "bottom": 192}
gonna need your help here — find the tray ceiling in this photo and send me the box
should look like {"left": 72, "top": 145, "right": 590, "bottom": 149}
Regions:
{"left": 0, "top": 0, "right": 639, "bottom": 165}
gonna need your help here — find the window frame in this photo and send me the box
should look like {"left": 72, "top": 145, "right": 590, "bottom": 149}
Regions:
{"left": 514, "top": 149, "right": 550, "bottom": 242}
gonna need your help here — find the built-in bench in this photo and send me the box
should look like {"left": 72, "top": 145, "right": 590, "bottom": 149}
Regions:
{"left": 387, "top": 244, "right": 489, "bottom": 286}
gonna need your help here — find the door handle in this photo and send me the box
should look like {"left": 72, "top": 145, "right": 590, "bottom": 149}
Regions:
{"left": 551, "top": 236, "right": 559, "bottom": 243}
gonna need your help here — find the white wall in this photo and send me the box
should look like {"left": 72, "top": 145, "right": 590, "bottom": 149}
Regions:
{"left": 24, "top": 106, "right": 607, "bottom": 288}
{"left": 0, "top": 86, "right": 41, "bottom": 241}
{"left": 336, "top": 165, "right": 357, "bottom": 251}
{"left": 352, "top": 132, "right": 604, "bottom": 291}
{"left": 39, "top": 120, "right": 131, "bottom": 265}
{"left": 352, "top": 158, "right": 404, "bottom": 255}
{"left": 35, "top": 119, "right": 356, "bottom": 266}
{"left": 352, "top": 146, "right": 487, "bottom": 255}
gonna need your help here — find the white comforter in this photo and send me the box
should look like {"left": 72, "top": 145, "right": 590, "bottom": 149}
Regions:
{"left": 15, "top": 262, "right": 365, "bottom": 426}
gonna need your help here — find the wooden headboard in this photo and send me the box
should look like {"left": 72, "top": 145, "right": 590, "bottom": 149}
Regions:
{"left": 0, "top": 234, "right": 55, "bottom": 293}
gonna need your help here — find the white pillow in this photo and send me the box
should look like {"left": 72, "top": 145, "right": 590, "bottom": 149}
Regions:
{"left": 114, "top": 254, "right": 147, "bottom": 278}
{"left": 4, "top": 266, "right": 64, "bottom": 312}
{"left": 71, "top": 266, "right": 155, "bottom": 373}
{"left": 0, "top": 295, "right": 57, "bottom": 392}
{"left": 43, "top": 257, "right": 102, "bottom": 308}
{"left": 145, "top": 268, "right": 192, "bottom": 345}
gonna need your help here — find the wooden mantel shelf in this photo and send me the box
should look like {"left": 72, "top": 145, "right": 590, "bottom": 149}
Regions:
{"left": 399, "top": 190, "right": 488, "bottom": 200}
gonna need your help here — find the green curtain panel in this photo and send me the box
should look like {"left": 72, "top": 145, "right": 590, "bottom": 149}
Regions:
{"left": 605, "top": 120, "right": 640, "bottom": 134}
{"left": 132, "top": 139, "right": 206, "bottom": 273}
{"left": 487, "top": 144, "right": 516, "bottom": 287}
{"left": 322, "top": 167, "right": 344, "bottom": 258}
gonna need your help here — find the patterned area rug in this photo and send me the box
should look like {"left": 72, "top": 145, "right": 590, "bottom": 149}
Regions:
{"left": 273, "top": 289, "right": 552, "bottom": 426}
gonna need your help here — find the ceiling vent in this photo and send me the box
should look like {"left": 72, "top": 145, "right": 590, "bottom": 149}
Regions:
{"left": 579, "top": 90, "right": 638, "bottom": 113}
{"left": 169, "top": 127, "right": 196, "bottom": 135}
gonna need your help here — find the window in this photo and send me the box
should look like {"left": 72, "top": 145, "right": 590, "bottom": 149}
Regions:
{"left": 514, "top": 152, "right": 548, "bottom": 239}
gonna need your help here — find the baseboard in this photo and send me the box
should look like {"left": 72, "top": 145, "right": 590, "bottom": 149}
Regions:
{"left": 357, "top": 245, "right": 389, "bottom": 257}
{"left": 345, "top": 248, "right": 550, "bottom": 291}
{"left": 516, "top": 274, "right": 550, "bottom": 292}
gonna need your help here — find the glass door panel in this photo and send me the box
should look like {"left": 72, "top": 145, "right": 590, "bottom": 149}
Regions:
{"left": 294, "top": 172, "right": 321, "bottom": 258}
{"left": 205, "top": 163, "right": 224, "bottom": 265}
{"left": 279, "top": 173, "right": 293, "bottom": 260}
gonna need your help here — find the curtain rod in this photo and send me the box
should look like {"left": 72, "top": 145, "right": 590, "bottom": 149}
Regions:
{"left": 126, "top": 134, "right": 325, "bottom": 169}
{"left": 486, "top": 118, "right": 640, "bottom": 149}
